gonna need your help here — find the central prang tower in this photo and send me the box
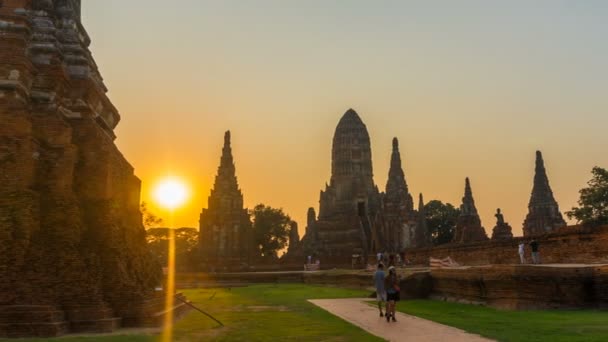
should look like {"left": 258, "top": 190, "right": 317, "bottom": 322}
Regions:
{"left": 299, "top": 108, "right": 428, "bottom": 265}
{"left": 313, "top": 109, "right": 382, "bottom": 262}
{"left": 319, "top": 109, "right": 380, "bottom": 220}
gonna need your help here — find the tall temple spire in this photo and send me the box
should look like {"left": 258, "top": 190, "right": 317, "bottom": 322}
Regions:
{"left": 413, "top": 193, "right": 430, "bottom": 247}
{"left": 218, "top": 130, "right": 236, "bottom": 179}
{"left": 523, "top": 151, "right": 566, "bottom": 236}
{"left": 461, "top": 177, "right": 478, "bottom": 215}
{"left": 418, "top": 193, "right": 425, "bottom": 212}
{"left": 200, "top": 131, "right": 252, "bottom": 268}
{"left": 316, "top": 108, "right": 382, "bottom": 259}
{"left": 330, "top": 108, "right": 374, "bottom": 180}
{"left": 385, "top": 137, "right": 414, "bottom": 212}
{"left": 453, "top": 178, "right": 488, "bottom": 243}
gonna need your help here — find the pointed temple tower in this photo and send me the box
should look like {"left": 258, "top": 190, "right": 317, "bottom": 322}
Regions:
{"left": 315, "top": 109, "right": 382, "bottom": 260}
{"left": 413, "top": 193, "right": 431, "bottom": 247}
{"left": 287, "top": 221, "right": 300, "bottom": 254}
{"left": 522, "top": 151, "right": 566, "bottom": 236}
{"left": 382, "top": 138, "right": 418, "bottom": 251}
{"left": 199, "top": 131, "right": 252, "bottom": 269}
{"left": 453, "top": 178, "right": 489, "bottom": 243}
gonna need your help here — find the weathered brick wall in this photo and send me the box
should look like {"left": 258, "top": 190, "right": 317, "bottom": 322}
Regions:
{"left": 0, "top": 1, "right": 161, "bottom": 336}
{"left": 404, "top": 225, "right": 608, "bottom": 266}
{"left": 429, "top": 265, "right": 608, "bottom": 309}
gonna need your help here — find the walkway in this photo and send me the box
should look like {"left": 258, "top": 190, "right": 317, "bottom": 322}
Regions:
{"left": 309, "top": 298, "right": 494, "bottom": 342}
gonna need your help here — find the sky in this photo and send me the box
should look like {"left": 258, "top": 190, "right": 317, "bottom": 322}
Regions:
{"left": 83, "top": 0, "right": 608, "bottom": 236}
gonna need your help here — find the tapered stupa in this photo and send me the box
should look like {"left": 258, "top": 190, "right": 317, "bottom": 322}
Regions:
{"left": 453, "top": 178, "right": 488, "bottom": 243}
{"left": 382, "top": 138, "right": 417, "bottom": 251}
{"left": 199, "top": 131, "right": 252, "bottom": 269}
{"left": 385, "top": 138, "right": 414, "bottom": 212}
{"left": 315, "top": 109, "right": 382, "bottom": 260}
{"left": 522, "top": 151, "right": 566, "bottom": 236}
{"left": 287, "top": 221, "right": 301, "bottom": 254}
{"left": 413, "top": 193, "right": 431, "bottom": 247}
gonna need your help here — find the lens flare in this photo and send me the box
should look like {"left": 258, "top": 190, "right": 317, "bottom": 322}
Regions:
{"left": 152, "top": 177, "right": 188, "bottom": 342}
{"left": 154, "top": 178, "right": 188, "bottom": 210}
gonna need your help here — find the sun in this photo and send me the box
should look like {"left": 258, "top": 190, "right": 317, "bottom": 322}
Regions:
{"left": 153, "top": 177, "right": 189, "bottom": 210}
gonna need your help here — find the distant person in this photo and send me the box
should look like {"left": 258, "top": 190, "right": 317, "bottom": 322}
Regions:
{"left": 384, "top": 266, "right": 400, "bottom": 322}
{"left": 307, "top": 255, "right": 312, "bottom": 264}
{"left": 388, "top": 254, "right": 395, "bottom": 267}
{"left": 374, "top": 263, "right": 386, "bottom": 317}
{"left": 518, "top": 241, "right": 526, "bottom": 264}
{"left": 377, "top": 252, "right": 382, "bottom": 263}
{"left": 530, "top": 239, "right": 541, "bottom": 264}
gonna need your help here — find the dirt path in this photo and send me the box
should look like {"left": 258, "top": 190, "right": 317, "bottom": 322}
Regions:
{"left": 309, "top": 298, "right": 494, "bottom": 342}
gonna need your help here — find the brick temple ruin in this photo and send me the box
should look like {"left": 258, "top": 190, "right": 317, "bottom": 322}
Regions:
{"left": 289, "top": 109, "right": 576, "bottom": 267}
{"left": 452, "top": 178, "right": 489, "bottom": 243}
{"left": 523, "top": 150, "right": 567, "bottom": 235}
{"left": 295, "top": 109, "right": 429, "bottom": 265}
{"left": 199, "top": 131, "right": 253, "bottom": 271}
{"left": 0, "top": 1, "right": 187, "bottom": 337}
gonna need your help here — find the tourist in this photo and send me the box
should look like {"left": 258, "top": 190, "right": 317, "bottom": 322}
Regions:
{"left": 374, "top": 263, "right": 386, "bottom": 317}
{"left": 388, "top": 254, "right": 395, "bottom": 267}
{"left": 384, "top": 266, "right": 400, "bottom": 322}
{"left": 377, "top": 252, "right": 382, "bottom": 263}
{"left": 518, "top": 241, "right": 526, "bottom": 264}
{"left": 530, "top": 239, "right": 541, "bottom": 264}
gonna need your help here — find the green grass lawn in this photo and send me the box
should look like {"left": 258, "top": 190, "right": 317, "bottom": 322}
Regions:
{"left": 1, "top": 284, "right": 382, "bottom": 342}
{"left": 397, "top": 300, "right": 608, "bottom": 342}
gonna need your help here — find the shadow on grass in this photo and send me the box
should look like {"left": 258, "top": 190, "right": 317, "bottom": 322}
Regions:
{"left": 0, "top": 284, "right": 382, "bottom": 342}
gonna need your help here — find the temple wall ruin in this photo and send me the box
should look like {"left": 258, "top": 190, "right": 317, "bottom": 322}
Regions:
{"left": 403, "top": 225, "right": 608, "bottom": 266}
{"left": 0, "top": 1, "right": 164, "bottom": 337}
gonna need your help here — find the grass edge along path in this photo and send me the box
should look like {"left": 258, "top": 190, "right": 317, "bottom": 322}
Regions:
{"left": 397, "top": 299, "right": 608, "bottom": 342}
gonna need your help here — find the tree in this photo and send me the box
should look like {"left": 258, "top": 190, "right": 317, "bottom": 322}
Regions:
{"left": 424, "top": 200, "right": 460, "bottom": 245}
{"left": 146, "top": 227, "right": 199, "bottom": 271}
{"left": 140, "top": 201, "right": 163, "bottom": 228}
{"left": 566, "top": 167, "right": 608, "bottom": 227}
{"left": 251, "top": 204, "right": 291, "bottom": 259}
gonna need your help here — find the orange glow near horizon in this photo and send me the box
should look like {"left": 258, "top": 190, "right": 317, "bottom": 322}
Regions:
{"left": 83, "top": 2, "right": 608, "bottom": 238}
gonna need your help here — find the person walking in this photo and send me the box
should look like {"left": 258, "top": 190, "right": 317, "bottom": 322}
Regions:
{"left": 388, "top": 254, "right": 395, "bottom": 267}
{"left": 530, "top": 239, "right": 541, "bottom": 264}
{"left": 373, "top": 263, "right": 386, "bottom": 317}
{"left": 384, "top": 266, "right": 400, "bottom": 322}
{"left": 518, "top": 241, "right": 526, "bottom": 264}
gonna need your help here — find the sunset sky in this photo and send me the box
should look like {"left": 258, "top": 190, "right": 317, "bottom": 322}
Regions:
{"left": 83, "top": 1, "right": 608, "bottom": 236}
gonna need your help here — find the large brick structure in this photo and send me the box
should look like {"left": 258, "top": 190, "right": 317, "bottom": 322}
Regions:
{"left": 199, "top": 131, "right": 252, "bottom": 271}
{"left": 0, "top": 1, "right": 170, "bottom": 337}
{"left": 299, "top": 109, "right": 426, "bottom": 264}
